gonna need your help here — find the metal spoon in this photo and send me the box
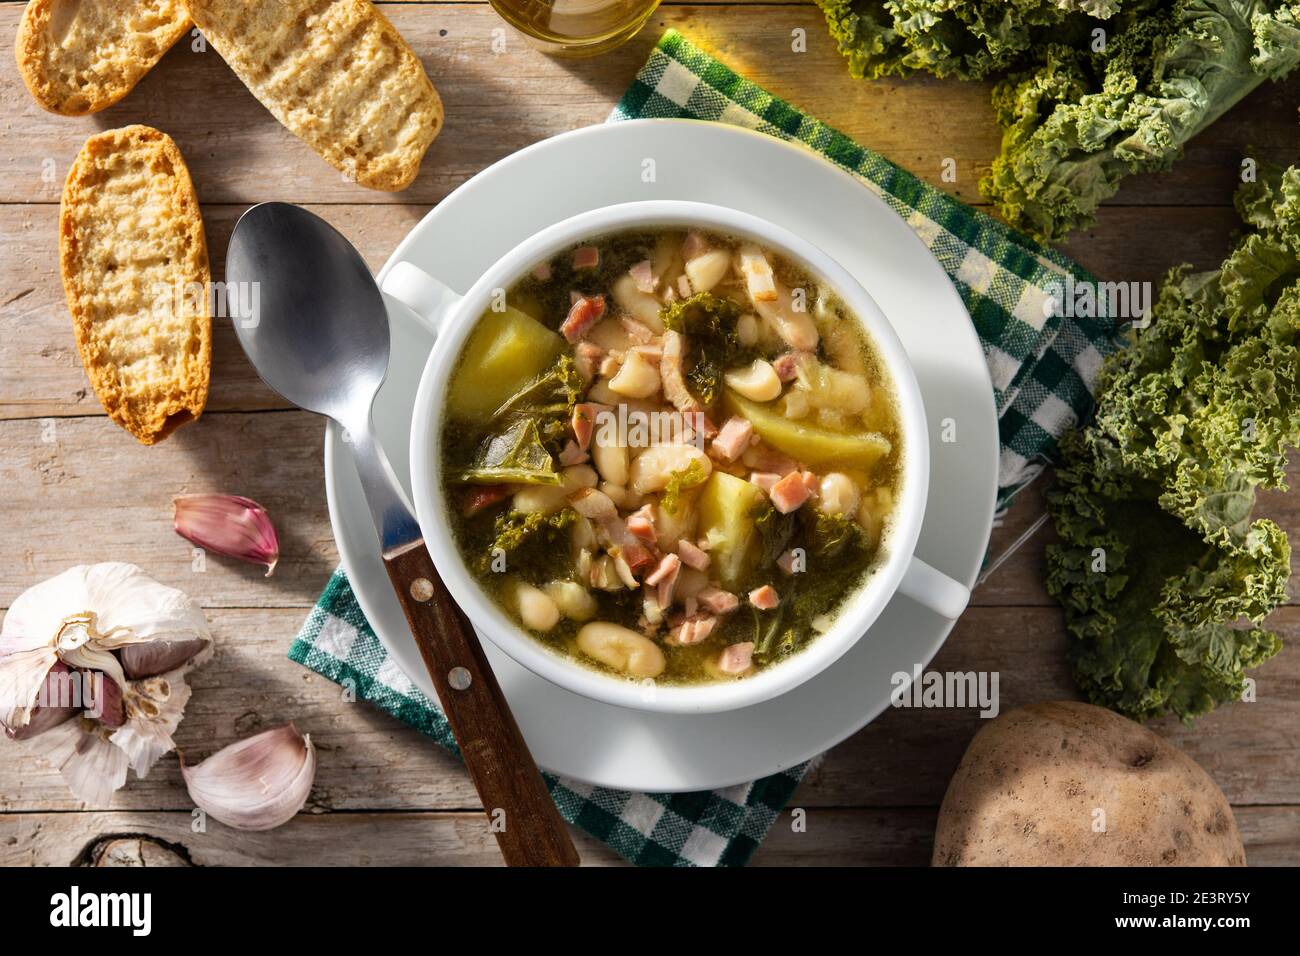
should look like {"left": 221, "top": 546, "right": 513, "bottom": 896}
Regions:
{"left": 226, "top": 202, "right": 579, "bottom": 867}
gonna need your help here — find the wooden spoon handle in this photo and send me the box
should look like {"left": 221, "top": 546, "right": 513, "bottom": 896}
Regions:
{"left": 382, "top": 541, "right": 580, "bottom": 867}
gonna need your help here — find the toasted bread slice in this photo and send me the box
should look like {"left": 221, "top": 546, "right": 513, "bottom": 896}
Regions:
{"left": 184, "top": 0, "right": 443, "bottom": 191}
{"left": 16, "top": 0, "right": 190, "bottom": 116}
{"left": 60, "top": 126, "right": 211, "bottom": 445}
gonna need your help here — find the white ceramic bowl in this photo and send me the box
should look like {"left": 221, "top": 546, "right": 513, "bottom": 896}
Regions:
{"left": 399, "top": 200, "right": 968, "bottom": 714}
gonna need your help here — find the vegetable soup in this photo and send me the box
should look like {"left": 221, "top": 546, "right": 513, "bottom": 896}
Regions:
{"left": 440, "top": 227, "right": 901, "bottom": 684}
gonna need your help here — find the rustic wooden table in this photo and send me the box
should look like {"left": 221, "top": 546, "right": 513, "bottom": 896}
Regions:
{"left": 3, "top": 1, "right": 1298, "bottom": 866}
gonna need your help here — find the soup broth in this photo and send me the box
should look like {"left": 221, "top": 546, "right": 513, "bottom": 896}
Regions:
{"left": 440, "top": 227, "right": 901, "bottom": 685}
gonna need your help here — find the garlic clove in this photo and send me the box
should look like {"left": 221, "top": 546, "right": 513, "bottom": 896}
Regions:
{"left": 87, "top": 672, "right": 125, "bottom": 729}
{"left": 3, "top": 662, "right": 78, "bottom": 740}
{"left": 173, "top": 494, "right": 280, "bottom": 576}
{"left": 119, "top": 638, "right": 210, "bottom": 680}
{"left": 181, "top": 724, "right": 315, "bottom": 831}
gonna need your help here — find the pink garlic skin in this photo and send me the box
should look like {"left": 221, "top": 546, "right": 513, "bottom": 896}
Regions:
{"left": 173, "top": 494, "right": 280, "bottom": 576}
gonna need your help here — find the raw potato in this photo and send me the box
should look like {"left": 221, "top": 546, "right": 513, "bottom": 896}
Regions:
{"left": 932, "top": 701, "right": 1245, "bottom": 867}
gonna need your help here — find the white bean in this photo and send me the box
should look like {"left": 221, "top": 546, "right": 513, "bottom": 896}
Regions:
{"left": 576, "top": 622, "right": 666, "bottom": 678}
{"left": 544, "top": 580, "right": 598, "bottom": 622}
{"left": 512, "top": 483, "right": 568, "bottom": 515}
{"left": 562, "top": 464, "right": 599, "bottom": 492}
{"left": 629, "top": 444, "right": 711, "bottom": 495}
{"left": 819, "top": 472, "right": 860, "bottom": 517}
{"left": 601, "top": 481, "right": 642, "bottom": 511}
{"left": 514, "top": 582, "right": 560, "bottom": 631}
{"left": 569, "top": 486, "right": 617, "bottom": 520}
{"left": 608, "top": 350, "right": 661, "bottom": 399}
{"left": 725, "top": 359, "right": 782, "bottom": 402}
{"left": 591, "top": 439, "right": 629, "bottom": 487}
{"left": 737, "top": 313, "right": 759, "bottom": 346}
{"left": 685, "top": 249, "right": 732, "bottom": 293}
{"left": 612, "top": 274, "right": 666, "bottom": 332}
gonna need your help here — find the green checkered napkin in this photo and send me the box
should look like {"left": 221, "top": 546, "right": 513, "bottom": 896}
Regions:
{"left": 289, "top": 29, "right": 1121, "bottom": 867}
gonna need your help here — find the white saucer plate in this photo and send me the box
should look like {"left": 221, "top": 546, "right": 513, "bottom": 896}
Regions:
{"left": 324, "top": 119, "right": 997, "bottom": 792}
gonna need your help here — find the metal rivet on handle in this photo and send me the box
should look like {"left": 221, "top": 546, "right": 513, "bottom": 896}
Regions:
{"left": 410, "top": 578, "right": 434, "bottom": 602}
{"left": 448, "top": 667, "right": 472, "bottom": 691}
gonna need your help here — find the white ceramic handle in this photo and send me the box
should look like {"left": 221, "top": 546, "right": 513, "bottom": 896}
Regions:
{"left": 381, "top": 261, "right": 461, "bottom": 331}
{"left": 897, "top": 556, "right": 970, "bottom": 619}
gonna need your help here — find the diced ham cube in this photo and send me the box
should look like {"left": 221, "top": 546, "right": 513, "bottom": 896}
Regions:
{"left": 748, "top": 584, "right": 780, "bottom": 610}
{"left": 777, "top": 549, "right": 801, "bottom": 576}
{"left": 697, "top": 586, "right": 739, "bottom": 615}
{"left": 711, "top": 416, "right": 754, "bottom": 462}
{"left": 644, "top": 552, "right": 681, "bottom": 587}
{"left": 461, "top": 484, "right": 509, "bottom": 517}
{"left": 572, "top": 246, "right": 600, "bottom": 270}
{"left": 558, "top": 440, "right": 589, "bottom": 466}
{"left": 562, "top": 294, "right": 606, "bottom": 343}
{"left": 531, "top": 261, "right": 552, "bottom": 282}
{"left": 629, "top": 259, "right": 657, "bottom": 294}
{"left": 717, "top": 642, "right": 754, "bottom": 674}
{"left": 676, "top": 538, "right": 710, "bottom": 571}
{"left": 646, "top": 552, "right": 682, "bottom": 607}
{"left": 670, "top": 614, "right": 717, "bottom": 646}
{"left": 575, "top": 341, "right": 604, "bottom": 381}
{"left": 626, "top": 504, "right": 656, "bottom": 544}
{"left": 622, "top": 540, "right": 656, "bottom": 573}
{"left": 769, "top": 470, "right": 817, "bottom": 514}
{"left": 773, "top": 352, "right": 804, "bottom": 383}
{"left": 749, "top": 471, "right": 781, "bottom": 493}
{"left": 572, "top": 402, "right": 599, "bottom": 450}
{"left": 742, "top": 444, "right": 801, "bottom": 476}
{"left": 682, "top": 231, "right": 709, "bottom": 261}
{"left": 620, "top": 315, "right": 655, "bottom": 344}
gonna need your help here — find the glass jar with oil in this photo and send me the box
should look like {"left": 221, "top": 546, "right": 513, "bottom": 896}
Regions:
{"left": 490, "top": 0, "right": 662, "bottom": 56}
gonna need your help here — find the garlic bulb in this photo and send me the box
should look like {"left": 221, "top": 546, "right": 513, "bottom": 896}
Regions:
{"left": 181, "top": 724, "right": 316, "bottom": 831}
{"left": 0, "top": 563, "right": 211, "bottom": 803}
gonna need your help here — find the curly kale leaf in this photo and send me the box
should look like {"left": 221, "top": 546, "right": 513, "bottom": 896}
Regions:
{"left": 980, "top": 0, "right": 1300, "bottom": 242}
{"left": 660, "top": 292, "right": 757, "bottom": 406}
{"left": 1046, "top": 163, "right": 1300, "bottom": 722}
{"left": 660, "top": 459, "right": 709, "bottom": 515}
{"left": 817, "top": 0, "right": 1300, "bottom": 244}
{"left": 478, "top": 508, "right": 575, "bottom": 577}
{"left": 816, "top": 0, "right": 1122, "bottom": 81}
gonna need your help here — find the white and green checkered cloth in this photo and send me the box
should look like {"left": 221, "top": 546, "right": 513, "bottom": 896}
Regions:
{"left": 290, "top": 29, "right": 1121, "bottom": 867}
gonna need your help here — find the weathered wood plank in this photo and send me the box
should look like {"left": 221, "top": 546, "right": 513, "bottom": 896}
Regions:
{"left": 2, "top": 804, "right": 1294, "bottom": 865}
{"left": 0, "top": 203, "right": 1253, "bottom": 422}
{"left": 0, "top": 415, "right": 338, "bottom": 609}
{"left": 0, "top": 5, "right": 1296, "bottom": 208}
{"left": 2, "top": 607, "right": 1295, "bottom": 812}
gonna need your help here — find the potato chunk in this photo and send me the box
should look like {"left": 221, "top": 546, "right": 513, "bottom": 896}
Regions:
{"left": 447, "top": 307, "right": 563, "bottom": 419}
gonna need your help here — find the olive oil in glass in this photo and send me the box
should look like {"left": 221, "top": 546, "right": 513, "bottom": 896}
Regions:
{"left": 490, "top": 0, "right": 662, "bottom": 56}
